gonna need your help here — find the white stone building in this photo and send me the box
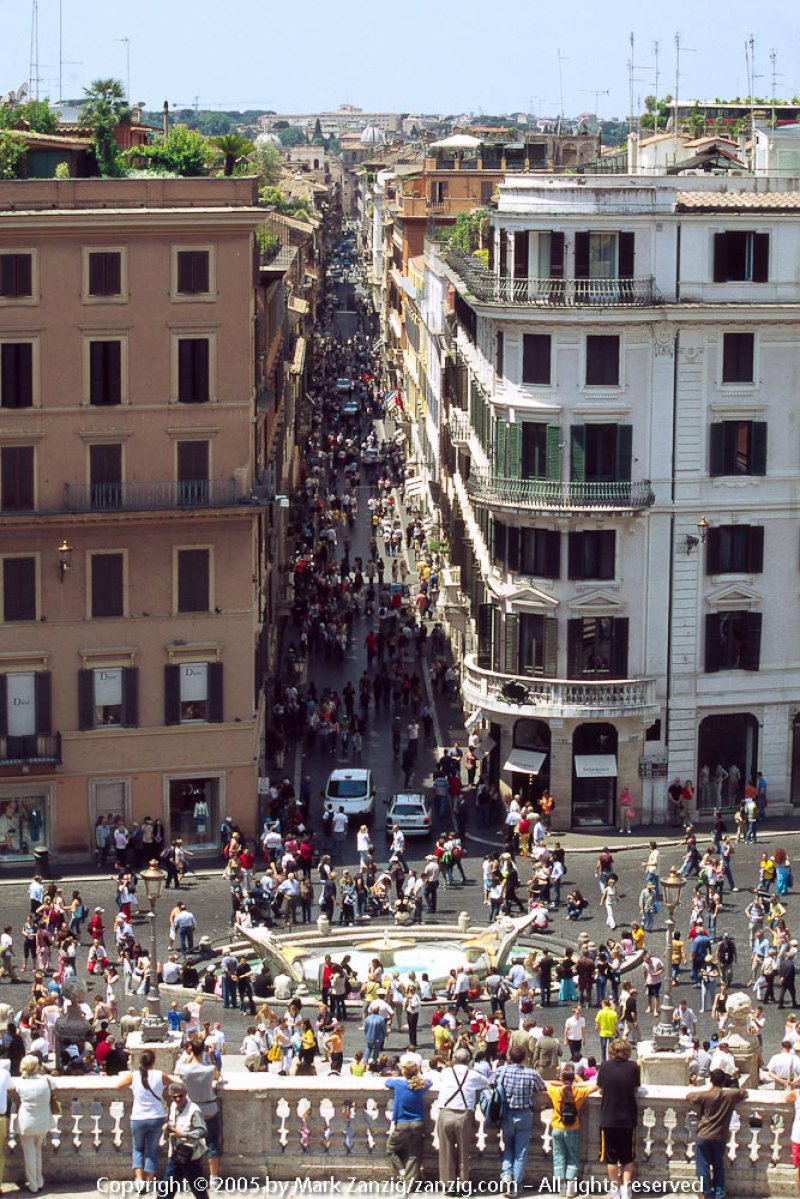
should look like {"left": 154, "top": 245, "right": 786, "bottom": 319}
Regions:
{"left": 435, "top": 173, "right": 800, "bottom": 827}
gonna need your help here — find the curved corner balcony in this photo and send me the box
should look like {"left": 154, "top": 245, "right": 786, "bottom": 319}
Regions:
{"left": 462, "top": 655, "right": 660, "bottom": 720}
{"left": 445, "top": 249, "right": 659, "bottom": 307}
{"left": 466, "top": 470, "right": 655, "bottom": 514}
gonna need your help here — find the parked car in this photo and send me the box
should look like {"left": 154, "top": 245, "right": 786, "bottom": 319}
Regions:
{"left": 325, "top": 768, "right": 376, "bottom": 819}
{"left": 385, "top": 792, "right": 432, "bottom": 837}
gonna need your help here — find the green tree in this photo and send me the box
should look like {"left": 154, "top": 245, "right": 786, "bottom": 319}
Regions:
{"left": 211, "top": 133, "right": 256, "bottom": 175}
{"left": 0, "top": 98, "right": 58, "bottom": 134}
{"left": 81, "top": 78, "right": 129, "bottom": 175}
{"left": 253, "top": 141, "right": 282, "bottom": 186}
{"left": 126, "top": 126, "right": 214, "bottom": 176}
{"left": 444, "top": 209, "right": 489, "bottom": 254}
{"left": 277, "top": 125, "right": 307, "bottom": 147}
{"left": 0, "top": 130, "right": 26, "bottom": 179}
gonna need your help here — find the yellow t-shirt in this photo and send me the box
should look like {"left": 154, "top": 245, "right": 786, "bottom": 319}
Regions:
{"left": 433, "top": 1024, "right": 452, "bottom": 1053}
{"left": 595, "top": 1008, "right": 619, "bottom": 1038}
{"left": 631, "top": 928, "right": 645, "bottom": 951}
{"left": 545, "top": 1082, "right": 593, "bottom": 1131}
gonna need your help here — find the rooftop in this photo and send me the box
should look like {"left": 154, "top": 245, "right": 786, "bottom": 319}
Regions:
{"left": 676, "top": 190, "right": 800, "bottom": 211}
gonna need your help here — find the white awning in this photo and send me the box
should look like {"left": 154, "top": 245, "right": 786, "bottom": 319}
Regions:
{"left": 473, "top": 735, "right": 496, "bottom": 761}
{"left": 404, "top": 476, "right": 424, "bottom": 495}
{"left": 574, "top": 754, "right": 618, "bottom": 779}
{"left": 504, "top": 749, "right": 547, "bottom": 775}
{"left": 464, "top": 707, "right": 485, "bottom": 731}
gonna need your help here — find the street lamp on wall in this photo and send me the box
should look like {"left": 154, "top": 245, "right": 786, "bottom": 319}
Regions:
{"left": 684, "top": 516, "right": 710, "bottom": 555}
{"left": 58, "top": 539, "right": 74, "bottom": 580}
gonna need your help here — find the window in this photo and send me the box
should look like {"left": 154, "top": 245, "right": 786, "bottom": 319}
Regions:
{"left": 177, "top": 440, "right": 209, "bottom": 503}
{"left": 706, "top": 526, "right": 764, "bottom": 574}
{"left": 722, "top": 333, "right": 755, "bottom": 384}
{"left": 568, "top": 530, "right": 616, "bottom": 580}
{"left": 709, "top": 421, "right": 767, "bottom": 477}
{"left": 89, "top": 443, "right": 123, "bottom": 510}
{"left": 176, "top": 250, "right": 210, "bottom": 296}
{"left": 90, "top": 553, "right": 125, "bottom": 619}
{"left": 586, "top": 335, "right": 620, "bottom": 387}
{"left": 2, "top": 557, "right": 36, "bottom": 621}
{"left": 1, "top": 446, "right": 34, "bottom": 510}
{"left": 574, "top": 232, "right": 634, "bottom": 280}
{"left": 521, "top": 528, "right": 560, "bottom": 577}
{"left": 164, "top": 662, "right": 224, "bottom": 724}
{"left": 0, "top": 253, "right": 33, "bottom": 299}
{"left": 567, "top": 616, "right": 629, "bottom": 678}
{"left": 495, "top": 331, "right": 504, "bottom": 379}
{"left": 177, "top": 549, "right": 211, "bottom": 613}
{"left": 705, "top": 611, "right": 762, "bottom": 672}
{"left": 522, "top": 334, "right": 551, "bottom": 385}
{"left": 713, "top": 232, "right": 769, "bottom": 283}
{"left": 89, "top": 341, "right": 122, "bottom": 406}
{"left": 177, "top": 338, "right": 210, "bottom": 403}
{"left": 480, "top": 181, "right": 494, "bottom": 204}
{"left": 87, "top": 251, "right": 122, "bottom": 297}
{"left": 78, "top": 666, "right": 138, "bottom": 730}
{"left": 0, "top": 672, "right": 51, "bottom": 750}
{"left": 1, "top": 343, "right": 33, "bottom": 408}
{"left": 571, "top": 424, "right": 632, "bottom": 483}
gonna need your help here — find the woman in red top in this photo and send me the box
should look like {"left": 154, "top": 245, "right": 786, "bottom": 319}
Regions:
{"left": 516, "top": 814, "right": 531, "bottom": 858}
{"left": 496, "top": 1017, "right": 510, "bottom": 1060}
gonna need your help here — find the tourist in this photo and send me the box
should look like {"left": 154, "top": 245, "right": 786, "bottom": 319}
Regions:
{"left": 176, "top": 1041, "right": 222, "bottom": 1179}
{"left": 163, "top": 1080, "right": 208, "bottom": 1196}
{"left": 596, "top": 1038, "right": 640, "bottom": 1199}
{"left": 384, "top": 1061, "right": 431, "bottom": 1186}
{"left": 686, "top": 1069, "right": 748, "bottom": 1199}
{"left": 12, "top": 1055, "right": 54, "bottom": 1195}
{"left": 365, "top": 1002, "right": 387, "bottom": 1065}
{"left": 533, "top": 1025, "right": 561, "bottom": 1080}
{"left": 545, "top": 1062, "right": 596, "bottom": 1195}
{"left": 492, "top": 1045, "right": 546, "bottom": 1188}
{"left": 114, "top": 1048, "right": 175, "bottom": 1186}
{"left": 436, "top": 1047, "right": 487, "bottom": 1184}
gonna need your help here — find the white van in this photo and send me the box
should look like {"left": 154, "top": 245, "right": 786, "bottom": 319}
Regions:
{"left": 324, "top": 768, "right": 376, "bottom": 820}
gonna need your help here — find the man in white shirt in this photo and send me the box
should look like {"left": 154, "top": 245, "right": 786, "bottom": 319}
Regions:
{"left": 240, "top": 1026, "right": 265, "bottom": 1072}
{"left": 709, "top": 1040, "right": 737, "bottom": 1080}
{"left": 564, "top": 1008, "right": 586, "bottom": 1060}
{"left": 767, "top": 1040, "right": 799, "bottom": 1086}
{"left": 672, "top": 1001, "right": 698, "bottom": 1037}
{"left": 436, "top": 1048, "right": 488, "bottom": 1184}
{"left": 331, "top": 808, "right": 348, "bottom": 860}
{"left": 452, "top": 967, "right": 471, "bottom": 1015}
{"left": 28, "top": 875, "right": 44, "bottom": 914}
{"left": 423, "top": 856, "right": 440, "bottom": 913}
{"left": 162, "top": 954, "right": 182, "bottom": 985}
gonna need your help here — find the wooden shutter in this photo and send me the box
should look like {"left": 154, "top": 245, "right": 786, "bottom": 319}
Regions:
{"left": 89, "top": 252, "right": 121, "bottom": 296}
{"left": 476, "top": 603, "right": 493, "bottom": 668}
{"left": 90, "top": 553, "right": 123, "bottom": 618}
{"left": 741, "top": 612, "right": 763, "bottom": 671}
{"left": 598, "top": 531, "right": 616, "bottom": 579}
{"left": 164, "top": 664, "right": 181, "bottom": 725}
{"left": 498, "top": 233, "right": 508, "bottom": 278}
{"left": 88, "top": 253, "right": 104, "bottom": 296}
{"left": 570, "top": 426, "right": 586, "bottom": 481}
{"left": 494, "top": 418, "right": 507, "bottom": 475}
{"left": 3, "top": 556, "right": 35, "bottom": 620}
{"left": 543, "top": 617, "right": 558, "bottom": 676}
{"left": 207, "top": 661, "right": 224, "bottom": 722}
{"left": 78, "top": 669, "right": 95, "bottom": 730}
{"left": 34, "top": 672, "right": 51, "bottom": 734}
{"left": 522, "top": 334, "right": 551, "bottom": 385}
{"left": 611, "top": 617, "right": 629, "bottom": 677}
{"left": 179, "top": 339, "right": 210, "bottom": 403}
{"left": 705, "top": 527, "right": 721, "bottom": 574}
{"left": 752, "top": 234, "right": 769, "bottom": 283}
{"left": 568, "top": 532, "right": 585, "bottom": 580}
{"left": 705, "top": 614, "right": 722, "bottom": 673}
{"left": 514, "top": 231, "right": 529, "bottom": 278}
{"left": 178, "top": 549, "right": 210, "bottom": 612}
{"left": 618, "top": 231, "right": 635, "bottom": 279}
{"left": 122, "top": 667, "right": 139, "bottom": 727}
{"left": 1, "top": 343, "right": 33, "bottom": 409}
{"left": 177, "top": 252, "right": 193, "bottom": 294}
{"left": 496, "top": 331, "right": 504, "bottom": 378}
{"left": 747, "top": 526, "right": 764, "bottom": 573}
{"left": 507, "top": 527, "right": 521, "bottom": 572}
{"left": 549, "top": 232, "right": 565, "bottom": 279}
{"left": 567, "top": 618, "right": 583, "bottom": 678}
{"left": 0, "top": 676, "right": 6, "bottom": 736}
{"left": 89, "top": 341, "right": 121, "bottom": 407}
{"left": 574, "top": 232, "right": 590, "bottom": 278}
{"left": 1, "top": 445, "right": 34, "bottom": 509}
{"left": 504, "top": 613, "right": 519, "bottom": 674}
{"left": 493, "top": 520, "right": 506, "bottom": 567}
{"left": 750, "top": 422, "right": 767, "bottom": 476}
{"left": 709, "top": 424, "right": 725, "bottom": 476}
{"left": 546, "top": 425, "right": 562, "bottom": 480}
{"left": 545, "top": 530, "right": 561, "bottom": 578}
{"left": 0, "top": 254, "right": 31, "bottom": 297}
{"left": 713, "top": 233, "right": 728, "bottom": 282}
{"left": 615, "top": 424, "right": 633, "bottom": 481}
{"left": 507, "top": 423, "right": 521, "bottom": 479}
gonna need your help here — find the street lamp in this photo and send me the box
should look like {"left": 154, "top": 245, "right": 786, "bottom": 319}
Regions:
{"left": 652, "top": 866, "right": 686, "bottom": 1051}
{"left": 139, "top": 859, "right": 168, "bottom": 1037}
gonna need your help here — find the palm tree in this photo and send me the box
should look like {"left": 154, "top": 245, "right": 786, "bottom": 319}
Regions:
{"left": 81, "top": 78, "right": 130, "bottom": 175}
{"left": 211, "top": 134, "right": 256, "bottom": 176}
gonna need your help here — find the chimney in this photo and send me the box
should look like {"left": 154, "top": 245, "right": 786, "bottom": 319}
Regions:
{"left": 628, "top": 132, "right": 639, "bottom": 175}
{"left": 162, "top": 101, "right": 169, "bottom": 138}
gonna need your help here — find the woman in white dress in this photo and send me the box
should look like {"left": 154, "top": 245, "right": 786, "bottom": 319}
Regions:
{"left": 12, "top": 1055, "right": 53, "bottom": 1194}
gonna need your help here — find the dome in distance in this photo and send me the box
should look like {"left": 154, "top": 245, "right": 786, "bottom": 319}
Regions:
{"left": 255, "top": 132, "right": 282, "bottom": 148}
{"left": 360, "top": 125, "right": 385, "bottom": 146}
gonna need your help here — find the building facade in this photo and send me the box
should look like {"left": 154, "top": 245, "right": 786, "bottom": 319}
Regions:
{"left": 0, "top": 176, "right": 270, "bottom": 862}
{"left": 435, "top": 174, "right": 800, "bottom": 826}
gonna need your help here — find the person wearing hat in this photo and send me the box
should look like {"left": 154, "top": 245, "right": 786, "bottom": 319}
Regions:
{"left": 163, "top": 1080, "right": 208, "bottom": 1195}
{"left": 364, "top": 1002, "right": 387, "bottom": 1065}
{"left": 638, "top": 881, "right": 657, "bottom": 933}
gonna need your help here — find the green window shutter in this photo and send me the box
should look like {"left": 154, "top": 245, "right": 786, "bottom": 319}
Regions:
{"left": 494, "top": 418, "right": 507, "bottom": 475}
{"left": 546, "top": 425, "right": 562, "bottom": 480}
{"left": 567, "top": 618, "right": 583, "bottom": 678}
{"left": 507, "top": 423, "right": 521, "bottom": 479}
{"left": 477, "top": 604, "right": 493, "bottom": 669}
{"left": 741, "top": 612, "right": 763, "bottom": 672}
{"left": 504, "top": 613, "right": 519, "bottom": 674}
{"left": 705, "top": 614, "right": 722, "bottom": 674}
{"left": 543, "top": 617, "right": 558, "bottom": 677}
{"left": 616, "top": 424, "right": 633, "bottom": 482}
{"left": 611, "top": 617, "right": 629, "bottom": 677}
{"left": 570, "top": 426, "right": 586, "bottom": 482}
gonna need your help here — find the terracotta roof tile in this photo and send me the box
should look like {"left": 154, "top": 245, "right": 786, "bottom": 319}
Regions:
{"left": 677, "top": 191, "right": 800, "bottom": 212}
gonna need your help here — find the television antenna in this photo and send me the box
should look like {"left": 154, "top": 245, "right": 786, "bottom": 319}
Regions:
{"left": 581, "top": 89, "right": 610, "bottom": 118}
{"left": 556, "top": 49, "right": 567, "bottom": 122}
{"left": 652, "top": 40, "right": 661, "bottom": 132}
{"left": 627, "top": 32, "right": 648, "bottom": 132}
{"left": 674, "top": 32, "right": 697, "bottom": 123}
{"left": 116, "top": 37, "right": 131, "bottom": 103}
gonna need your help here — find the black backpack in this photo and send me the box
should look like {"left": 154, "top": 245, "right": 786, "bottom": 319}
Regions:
{"left": 560, "top": 1082, "right": 578, "bottom": 1127}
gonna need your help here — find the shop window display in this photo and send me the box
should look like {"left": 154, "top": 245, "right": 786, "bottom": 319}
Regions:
{"left": 0, "top": 797, "right": 47, "bottom": 857}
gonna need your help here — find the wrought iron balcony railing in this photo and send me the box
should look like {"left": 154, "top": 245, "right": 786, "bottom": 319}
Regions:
{"left": 446, "top": 249, "right": 659, "bottom": 306}
{"left": 64, "top": 480, "right": 240, "bottom": 513}
{"left": 466, "top": 471, "right": 655, "bottom": 512}
{"left": 0, "top": 733, "right": 61, "bottom": 767}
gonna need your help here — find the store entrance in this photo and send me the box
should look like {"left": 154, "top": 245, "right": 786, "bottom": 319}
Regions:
{"left": 571, "top": 723, "right": 618, "bottom": 827}
{"left": 168, "top": 778, "right": 219, "bottom": 849}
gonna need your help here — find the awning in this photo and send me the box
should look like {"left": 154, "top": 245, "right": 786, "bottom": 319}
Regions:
{"left": 574, "top": 754, "right": 618, "bottom": 779}
{"left": 464, "top": 707, "right": 485, "bottom": 731}
{"left": 473, "top": 735, "right": 496, "bottom": 761}
{"left": 504, "top": 749, "right": 547, "bottom": 775}
{"left": 389, "top": 311, "right": 403, "bottom": 340}
{"left": 404, "top": 476, "right": 424, "bottom": 495}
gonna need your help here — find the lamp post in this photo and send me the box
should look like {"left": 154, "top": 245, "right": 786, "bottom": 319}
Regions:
{"left": 652, "top": 866, "right": 686, "bottom": 1051}
{"left": 139, "top": 859, "right": 167, "bottom": 1028}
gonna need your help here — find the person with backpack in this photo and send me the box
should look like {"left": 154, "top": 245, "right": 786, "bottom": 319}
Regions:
{"left": 545, "top": 1063, "right": 597, "bottom": 1196}
{"left": 436, "top": 1047, "right": 488, "bottom": 1184}
{"left": 488, "top": 1045, "right": 546, "bottom": 1189}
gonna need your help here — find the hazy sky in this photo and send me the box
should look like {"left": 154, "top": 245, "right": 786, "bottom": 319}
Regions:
{"left": 2, "top": 0, "right": 799, "bottom": 118}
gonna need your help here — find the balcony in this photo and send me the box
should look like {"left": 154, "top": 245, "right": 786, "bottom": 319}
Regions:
{"left": 1, "top": 1075, "right": 792, "bottom": 1195}
{"left": 445, "top": 249, "right": 659, "bottom": 306}
{"left": 448, "top": 406, "right": 473, "bottom": 445}
{"left": 0, "top": 733, "right": 61, "bottom": 768}
{"left": 64, "top": 479, "right": 241, "bottom": 513}
{"left": 463, "top": 654, "right": 659, "bottom": 720}
{"left": 466, "top": 470, "right": 655, "bottom": 514}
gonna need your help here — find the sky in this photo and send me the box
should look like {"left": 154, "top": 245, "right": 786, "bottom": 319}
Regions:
{"left": 1, "top": 0, "right": 799, "bottom": 119}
